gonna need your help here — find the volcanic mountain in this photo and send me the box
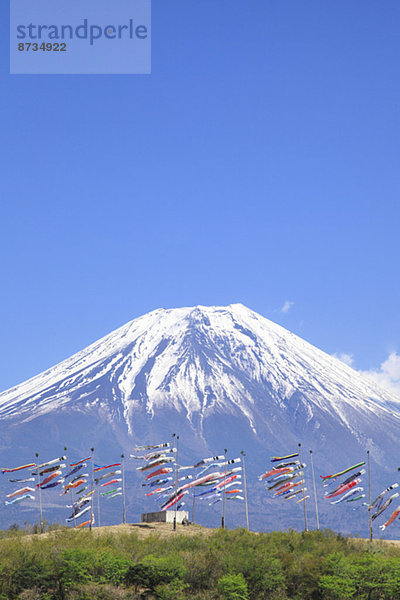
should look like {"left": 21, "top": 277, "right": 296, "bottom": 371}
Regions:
{"left": 1, "top": 304, "right": 399, "bottom": 533}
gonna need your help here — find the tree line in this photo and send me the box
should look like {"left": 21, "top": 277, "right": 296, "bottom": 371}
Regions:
{"left": 1, "top": 525, "right": 400, "bottom": 599}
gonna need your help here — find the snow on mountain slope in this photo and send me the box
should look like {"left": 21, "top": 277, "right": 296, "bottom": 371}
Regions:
{"left": 0, "top": 303, "right": 399, "bottom": 438}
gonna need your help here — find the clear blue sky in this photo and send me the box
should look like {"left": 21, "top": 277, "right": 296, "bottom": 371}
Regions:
{"left": 1, "top": 0, "right": 399, "bottom": 392}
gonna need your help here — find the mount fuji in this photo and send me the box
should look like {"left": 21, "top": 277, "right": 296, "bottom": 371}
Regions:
{"left": 1, "top": 304, "right": 400, "bottom": 534}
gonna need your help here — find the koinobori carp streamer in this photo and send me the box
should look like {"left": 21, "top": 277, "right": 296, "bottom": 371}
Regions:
{"left": 93, "top": 463, "right": 121, "bottom": 473}
{"left": 2, "top": 463, "right": 36, "bottom": 474}
{"left": 135, "top": 443, "right": 170, "bottom": 451}
{"left": 271, "top": 453, "right": 299, "bottom": 463}
{"left": 145, "top": 467, "right": 173, "bottom": 480}
{"left": 5, "top": 494, "right": 35, "bottom": 505}
{"left": 100, "top": 478, "right": 122, "bottom": 487}
{"left": 297, "top": 495, "right": 310, "bottom": 504}
{"left": 71, "top": 473, "right": 89, "bottom": 483}
{"left": 37, "top": 470, "right": 62, "bottom": 488}
{"left": 31, "top": 464, "right": 66, "bottom": 476}
{"left": 215, "top": 474, "right": 240, "bottom": 490}
{"left": 379, "top": 505, "right": 400, "bottom": 531}
{"left": 70, "top": 457, "right": 92, "bottom": 467}
{"left": 284, "top": 488, "right": 307, "bottom": 501}
{"left": 329, "top": 487, "right": 364, "bottom": 505}
{"left": 324, "top": 478, "right": 362, "bottom": 499}
{"left": 64, "top": 464, "right": 86, "bottom": 481}
{"left": 76, "top": 519, "right": 92, "bottom": 529}
{"left": 101, "top": 487, "right": 122, "bottom": 497}
{"left": 136, "top": 457, "right": 174, "bottom": 471}
{"left": 267, "top": 472, "right": 303, "bottom": 491}
{"left": 275, "top": 480, "right": 304, "bottom": 496}
{"left": 320, "top": 462, "right": 366, "bottom": 481}
{"left": 6, "top": 486, "right": 35, "bottom": 498}
{"left": 161, "top": 490, "right": 188, "bottom": 511}
{"left": 66, "top": 505, "right": 91, "bottom": 523}
{"left": 371, "top": 484, "right": 399, "bottom": 510}
{"left": 106, "top": 491, "right": 122, "bottom": 499}
{"left": 328, "top": 470, "right": 366, "bottom": 494}
{"left": 194, "top": 455, "right": 225, "bottom": 468}
{"left": 95, "top": 470, "right": 121, "bottom": 484}
{"left": 61, "top": 478, "right": 86, "bottom": 494}
{"left": 41, "top": 478, "right": 65, "bottom": 490}
{"left": 144, "top": 447, "right": 176, "bottom": 461}
{"left": 37, "top": 456, "right": 66, "bottom": 469}
{"left": 372, "top": 493, "right": 399, "bottom": 521}
{"left": 259, "top": 467, "right": 293, "bottom": 481}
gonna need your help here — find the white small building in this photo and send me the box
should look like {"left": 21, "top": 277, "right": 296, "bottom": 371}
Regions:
{"left": 141, "top": 510, "right": 189, "bottom": 524}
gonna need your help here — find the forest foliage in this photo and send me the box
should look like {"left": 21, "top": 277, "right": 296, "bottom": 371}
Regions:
{"left": 1, "top": 525, "right": 400, "bottom": 599}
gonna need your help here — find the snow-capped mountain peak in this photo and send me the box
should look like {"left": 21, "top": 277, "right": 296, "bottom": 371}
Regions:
{"left": 0, "top": 304, "right": 398, "bottom": 438}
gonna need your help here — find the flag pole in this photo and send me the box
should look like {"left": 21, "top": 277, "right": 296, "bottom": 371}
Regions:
{"left": 97, "top": 483, "right": 101, "bottom": 527}
{"left": 222, "top": 448, "right": 227, "bottom": 529}
{"left": 172, "top": 433, "right": 179, "bottom": 531}
{"left": 35, "top": 452, "right": 43, "bottom": 533}
{"left": 240, "top": 450, "right": 249, "bottom": 531}
{"left": 121, "top": 453, "right": 126, "bottom": 525}
{"left": 64, "top": 446, "right": 76, "bottom": 528}
{"left": 90, "top": 447, "right": 94, "bottom": 531}
{"left": 309, "top": 449, "right": 319, "bottom": 530}
{"left": 298, "top": 443, "right": 308, "bottom": 531}
{"left": 367, "top": 450, "right": 373, "bottom": 542}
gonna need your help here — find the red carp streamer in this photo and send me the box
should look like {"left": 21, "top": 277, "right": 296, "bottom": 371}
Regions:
{"left": 37, "top": 471, "right": 62, "bottom": 488}
{"left": 324, "top": 478, "right": 361, "bottom": 499}
{"left": 2, "top": 463, "right": 36, "bottom": 474}
{"left": 259, "top": 467, "right": 292, "bottom": 481}
{"left": 6, "top": 487, "right": 34, "bottom": 498}
{"left": 145, "top": 467, "right": 173, "bottom": 480}
{"left": 379, "top": 505, "right": 400, "bottom": 531}
{"left": 94, "top": 463, "right": 121, "bottom": 473}
{"left": 100, "top": 478, "right": 121, "bottom": 487}
{"left": 70, "top": 457, "right": 92, "bottom": 467}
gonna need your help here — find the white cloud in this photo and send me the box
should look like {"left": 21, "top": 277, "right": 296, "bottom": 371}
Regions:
{"left": 280, "top": 301, "right": 294, "bottom": 314}
{"left": 332, "top": 351, "right": 400, "bottom": 397}
{"left": 360, "top": 352, "right": 400, "bottom": 396}
{"left": 333, "top": 352, "right": 354, "bottom": 367}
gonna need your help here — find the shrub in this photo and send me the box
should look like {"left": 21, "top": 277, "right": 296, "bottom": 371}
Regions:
{"left": 125, "top": 554, "right": 185, "bottom": 593}
{"left": 217, "top": 573, "right": 249, "bottom": 600}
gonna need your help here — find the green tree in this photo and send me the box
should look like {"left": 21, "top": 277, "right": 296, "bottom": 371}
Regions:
{"left": 319, "top": 575, "right": 356, "bottom": 599}
{"left": 217, "top": 573, "right": 249, "bottom": 600}
{"left": 125, "top": 554, "right": 185, "bottom": 595}
{"left": 319, "top": 552, "right": 357, "bottom": 600}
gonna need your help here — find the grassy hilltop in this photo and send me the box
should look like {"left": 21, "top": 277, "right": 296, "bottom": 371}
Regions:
{"left": 1, "top": 523, "right": 400, "bottom": 599}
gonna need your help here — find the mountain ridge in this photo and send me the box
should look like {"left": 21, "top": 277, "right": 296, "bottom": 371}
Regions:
{"left": 1, "top": 303, "right": 398, "bottom": 426}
